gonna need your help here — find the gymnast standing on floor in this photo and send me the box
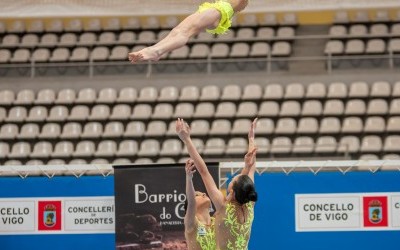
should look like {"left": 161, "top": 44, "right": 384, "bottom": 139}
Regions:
{"left": 177, "top": 118, "right": 258, "bottom": 250}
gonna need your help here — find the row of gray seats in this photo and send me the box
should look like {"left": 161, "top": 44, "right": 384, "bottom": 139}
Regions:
{"left": 329, "top": 23, "right": 400, "bottom": 37}
{"left": 325, "top": 38, "right": 400, "bottom": 55}
{"left": 1, "top": 116, "right": 399, "bottom": 141}
{"left": 0, "top": 135, "right": 399, "bottom": 161}
{"left": 0, "top": 41, "right": 290, "bottom": 64}
{"left": 0, "top": 26, "right": 296, "bottom": 49}
{"left": 1, "top": 98, "right": 400, "bottom": 124}
{"left": 0, "top": 13, "right": 298, "bottom": 34}
{"left": 1, "top": 81, "right": 399, "bottom": 106}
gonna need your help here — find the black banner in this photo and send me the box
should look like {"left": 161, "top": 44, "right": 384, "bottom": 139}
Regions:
{"left": 114, "top": 163, "right": 219, "bottom": 250}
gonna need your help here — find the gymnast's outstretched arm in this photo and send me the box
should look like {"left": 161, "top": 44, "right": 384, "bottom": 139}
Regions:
{"left": 184, "top": 159, "right": 197, "bottom": 232}
{"left": 241, "top": 118, "right": 258, "bottom": 182}
{"left": 176, "top": 118, "right": 225, "bottom": 211}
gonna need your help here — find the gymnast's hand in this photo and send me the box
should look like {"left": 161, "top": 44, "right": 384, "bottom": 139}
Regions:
{"left": 248, "top": 117, "right": 258, "bottom": 141}
{"left": 185, "top": 159, "right": 196, "bottom": 179}
{"left": 176, "top": 118, "right": 191, "bottom": 142}
{"left": 244, "top": 147, "right": 257, "bottom": 168}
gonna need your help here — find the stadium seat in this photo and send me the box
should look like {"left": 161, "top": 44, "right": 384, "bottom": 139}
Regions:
{"left": 55, "top": 89, "right": 76, "bottom": 104}
{"left": 132, "top": 104, "right": 152, "bottom": 119}
{"left": 9, "top": 142, "right": 31, "bottom": 159}
{"left": 110, "top": 104, "right": 132, "bottom": 120}
{"left": 236, "top": 102, "right": 258, "bottom": 118}
{"left": 137, "top": 87, "right": 158, "bottom": 102}
{"left": 203, "top": 138, "right": 225, "bottom": 156}
{"left": 301, "top": 100, "right": 322, "bottom": 116}
{"left": 17, "top": 123, "right": 39, "bottom": 139}
{"left": 0, "top": 90, "right": 15, "bottom": 105}
{"left": 225, "top": 138, "right": 248, "bottom": 155}
{"left": 47, "top": 106, "right": 69, "bottom": 122}
{"left": 279, "top": 101, "right": 301, "bottom": 117}
{"left": 274, "top": 118, "right": 296, "bottom": 134}
{"left": 6, "top": 106, "right": 27, "bottom": 122}
{"left": 221, "top": 85, "right": 241, "bottom": 101}
{"left": 284, "top": 83, "right": 304, "bottom": 99}
{"left": 158, "top": 86, "right": 179, "bottom": 102}
{"left": 73, "top": 141, "right": 95, "bottom": 157}
{"left": 270, "top": 137, "right": 292, "bottom": 154}
{"left": 145, "top": 121, "right": 167, "bottom": 137}
{"left": 337, "top": 136, "right": 360, "bottom": 153}
{"left": 31, "top": 141, "right": 53, "bottom": 158}
{"left": 152, "top": 103, "right": 173, "bottom": 119}
{"left": 315, "top": 136, "right": 337, "bottom": 154}
{"left": 68, "top": 105, "right": 90, "bottom": 121}
{"left": 0, "top": 124, "right": 19, "bottom": 139}
{"left": 124, "top": 121, "right": 146, "bottom": 137}
{"left": 35, "top": 89, "right": 55, "bottom": 105}
{"left": 117, "top": 87, "right": 137, "bottom": 103}
{"left": 26, "top": 106, "right": 48, "bottom": 122}
{"left": 52, "top": 141, "right": 74, "bottom": 158}
{"left": 264, "top": 84, "right": 284, "bottom": 100}
{"left": 14, "top": 89, "right": 35, "bottom": 105}
{"left": 297, "top": 118, "right": 319, "bottom": 134}
{"left": 209, "top": 119, "right": 231, "bottom": 135}
{"left": 386, "top": 117, "right": 400, "bottom": 132}
{"left": 256, "top": 118, "right": 274, "bottom": 134}
{"left": 364, "top": 117, "right": 385, "bottom": 133}
{"left": 102, "top": 122, "right": 124, "bottom": 138}
{"left": 173, "top": 103, "right": 194, "bottom": 119}
{"left": 95, "top": 140, "right": 117, "bottom": 157}
{"left": 215, "top": 102, "right": 236, "bottom": 118}
{"left": 190, "top": 120, "right": 210, "bottom": 136}
{"left": 292, "top": 137, "right": 314, "bottom": 154}
{"left": 39, "top": 123, "right": 61, "bottom": 139}
{"left": 97, "top": 88, "right": 117, "bottom": 104}
{"left": 138, "top": 139, "right": 160, "bottom": 157}
{"left": 116, "top": 140, "right": 138, "bottom": 157}
{"left": 242, "top": 84, "right": 263, "bottom": 100}
{"left": 179, "top": 86, "right": 200, "bottom": 102}
{"left": 258, "top": 101, "right": 279, "bottom": 117}
{"left": 160, "top": 139, "right": 182, "bottom": 156}
{"left": 76, "top": 88, "right": 96, "bottom": 104}
{"left": 60, "top": 122, "right": 82, "bottom": 139}
{"left": 193, "top": 103, "right": 215, "bottom": 118}
{"left": 81, "top": 122, "right": 103, "bottom": 139}
{"left": 231, "top": 119, "right": 252, "bottom": 135}
{"left": 89, "top": 104, "right": 110, "bottom": 121}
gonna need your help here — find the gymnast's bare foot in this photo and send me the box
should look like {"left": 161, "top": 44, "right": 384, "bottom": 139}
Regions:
{"left": 128, "top": 47, "right": 161, "bottom": 63}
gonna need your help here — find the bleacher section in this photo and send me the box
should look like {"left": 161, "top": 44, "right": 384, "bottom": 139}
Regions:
{"left": 1, "top": 81, "right": 400, "bottom": 165}
{"left": 1, "top": 10, "right": 400, "bottom": 77}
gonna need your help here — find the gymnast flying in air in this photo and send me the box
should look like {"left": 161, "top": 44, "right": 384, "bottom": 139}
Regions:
{"left": 128, "top": 0, "right": 249, "bottom": 63}
{"left": 184, "top": 158, "right": 216, "bottom": 250}
{"left": 177, "top": 118, "right": 258, "bottom": 250}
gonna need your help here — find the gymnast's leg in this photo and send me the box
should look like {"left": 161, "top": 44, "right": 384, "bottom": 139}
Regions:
{"left": 128, "top": 9, "right": 221, "bottom": 63}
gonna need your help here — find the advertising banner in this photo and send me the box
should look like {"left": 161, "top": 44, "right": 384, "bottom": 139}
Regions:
{"left": 0, "top": 196, "right": 114, "bottom": 235}
{"left": 250, "top": 171, "right": 400, "bottom": 250}
{"left": 113, "top": 163, "right": 219, "bottom": 250}
{"left": 296, "top": 192, "right": 400, "bottom": 231}
{"left": 0, "top": 175, "right": 115, "bottom": 250}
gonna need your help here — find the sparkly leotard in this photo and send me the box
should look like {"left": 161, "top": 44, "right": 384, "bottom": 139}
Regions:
{"left": 185, "top": 217, "right": 216, "bottom": 250}
{"left": 197, "top": 0, "right": 235, "bottom": 35}
{"left": 215, "top": 201, "right": 254, "bottom": 250}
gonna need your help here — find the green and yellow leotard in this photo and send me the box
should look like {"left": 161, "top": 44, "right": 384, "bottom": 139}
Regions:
{"left": 197, "top": 0, "right": 235, "bottom": 35}
{"left": 215, "top": 201, "right": 255, "bottom": 250}
{"left": 185, "top": 217, "right": 216, "bottom": 250}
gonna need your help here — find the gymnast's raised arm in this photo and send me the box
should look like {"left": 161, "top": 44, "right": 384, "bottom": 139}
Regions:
{"left": 176, "top": 118, "right": 225, "bottom": 211}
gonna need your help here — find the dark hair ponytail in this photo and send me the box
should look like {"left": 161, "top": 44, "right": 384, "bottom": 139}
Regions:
{"left": 232, "top": 175, "right": 258, "bottom": 205}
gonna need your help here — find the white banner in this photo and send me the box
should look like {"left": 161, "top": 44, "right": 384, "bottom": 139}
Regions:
{"left": 296, "top": 192, "right": 400, "bottom": 232}
{"left": 0, "top": 197, "right": 114, "bottom": 235}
